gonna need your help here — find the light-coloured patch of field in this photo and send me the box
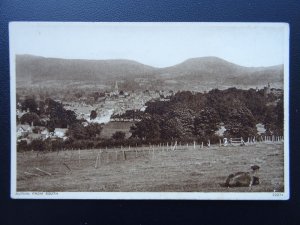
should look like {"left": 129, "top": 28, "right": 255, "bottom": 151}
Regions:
{"left": 16, "top": 142, "right": 284, "bottom": 192}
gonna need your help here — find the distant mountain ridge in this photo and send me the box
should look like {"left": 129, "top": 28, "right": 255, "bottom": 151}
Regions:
{"left": 16, "top": 54, "right": 283, "bottom": 88}
{"left": 16, "top": 54, "right": 157, "bottom": 82}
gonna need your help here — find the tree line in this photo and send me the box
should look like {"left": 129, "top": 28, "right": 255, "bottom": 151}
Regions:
{"left": 130, "top": 88, "right": 283, "bottom": 143}
{"left": 17, "top": 87, "right": 283, "bottom": 151}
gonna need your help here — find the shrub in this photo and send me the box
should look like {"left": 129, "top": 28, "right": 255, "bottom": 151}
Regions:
{"left": 17, "top": 140, "right": 29, "bottom": 152}
{"left": 30, "top": 139, "right": 46, "bottom": 151}
{"left": 112, "top": 131, "right": 126, "bottom": 140}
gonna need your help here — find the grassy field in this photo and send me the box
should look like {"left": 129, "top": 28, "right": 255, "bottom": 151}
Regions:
{"left": 17, "top": 142, "right": 284, "bottom": 192}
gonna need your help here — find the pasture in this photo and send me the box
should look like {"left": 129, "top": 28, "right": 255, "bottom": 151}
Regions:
{"left": 17, "top": 142, "right": 284, "bottom": 192}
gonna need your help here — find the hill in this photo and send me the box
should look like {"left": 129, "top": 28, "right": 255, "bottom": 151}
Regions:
{"left": 159, "top": 57, "right": 283, "bottom": 87}
{"left": 15, "top": 55, "right": 283, "bottom": 89}
{"left": 16, "top": 54, "right": 157, "bottom": 82}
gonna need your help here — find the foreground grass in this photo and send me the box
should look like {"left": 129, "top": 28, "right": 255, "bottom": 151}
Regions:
{"left": 17, "top": 142, "right": 284, "bottom": 192}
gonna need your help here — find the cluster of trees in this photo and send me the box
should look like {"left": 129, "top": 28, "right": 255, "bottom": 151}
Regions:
{"left": 18, "top": 97, "right": 78, "bottom": 132}
{"left": 17, "top": 130, "right": 130, "bottom": 152}
{"left": 130, "top": 88, "right": 283, "bottom": 143}
{"left": 17, "top": 139, "right": 65, "bottom": 152}
{"left": 17, "top": 87, "right": 283, "bottom": 151}
{"left": 111, "top": 109, "right": 144, "bottom": 120}
{"left": 66, "top": 123, "right": 103, "bottom": 140}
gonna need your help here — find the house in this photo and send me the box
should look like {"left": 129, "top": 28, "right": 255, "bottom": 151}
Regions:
{"left": 53, "top": 128, "right": 68, "bottom": 138}
{"left": 17, "top": 124, "right": 32, "bottom": 138}
{"left": 40, "top": 127, "right": 50, "bottom": 138}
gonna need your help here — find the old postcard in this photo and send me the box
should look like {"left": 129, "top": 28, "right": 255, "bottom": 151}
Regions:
{"left": 10, "top": 22, "right": 289, "bottom": 199}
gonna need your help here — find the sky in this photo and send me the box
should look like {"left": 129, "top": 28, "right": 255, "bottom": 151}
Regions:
{"left": 10, "top": 22, "right": 288, "bottom": 68}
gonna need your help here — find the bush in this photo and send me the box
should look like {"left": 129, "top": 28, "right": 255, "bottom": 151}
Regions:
{"left": 112, "top": 131, "right": 126, "bottom": 140}
{"left": 30, "top": 139, "right": 46, "bottom": 151}
{"left": 17, "top": 140, "right": 29, "bottom": 152}
{"left": 20, "top": 112, "right": 40, "bottom": 126}
{"left": 51, "top": 139, "right": 64, "bottom": 151}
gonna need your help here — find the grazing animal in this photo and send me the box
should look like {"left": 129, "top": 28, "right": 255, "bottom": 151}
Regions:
{"left": 222, "top": 165, "right": 260, "bottom": 188}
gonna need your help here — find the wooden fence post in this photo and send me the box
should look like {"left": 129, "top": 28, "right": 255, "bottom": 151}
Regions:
{"left": 152, "top": 147, "right": 155, "bottom": 159}
{"left": 107, "top": 152, "right": 110, "bottom": 163}
{"left": 201, "top": 142, "right": 203, "bottom": 149}
{"left": 78, "top": 149, "right": 81, "bottom": 166}
{"left": 94, "top": 150, "right": 100, "bottom": 169}
{"left": 172, "top": 141, "right": 177, "bottom": 151}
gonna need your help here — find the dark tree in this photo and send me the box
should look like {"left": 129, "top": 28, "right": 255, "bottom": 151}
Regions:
{"left": 160, "top": 117, "right": 184, "bottom": 140}
{"left": 130, "top": 117, "right": 161, "bottom": 140}
{"left": 20, "top": 112, "right": 40, "bottom": 126}
{"left": 51, "top": 139, "right": 64, "bottom": 151}
{"left": 194, "top": 107, "right": 221, "bottom": 138}
{"left": 224, "top": 103, "right": 257, "bottom": 138}
{"left": 112, "top": 131, "right": 126, "bottom": 140}
{"left": 90, "top": 110, "right": 97, "bottom": 120}
{"left": 67, "top": 123, "right": 102, "bottom": 140}
{"left": 21, "top": 97, "right": 38, "bottom": 113}
{"left": 64, "top": 110, "right": 77, "bottom": 126}
{"left": 66, "top": 123, "right": 87, "bottom": 140}
{"left": 264, "top": 98, "right": 283, "bottom": 135}
{"left": 75, "top": 92, "right": 83, "bottom": 99}
{"left": 45, "top": 98, "right": 77, "bottom": 128}
{"left": 30, "top": 139, "right": 46, "bottom": 151}
{"left": 17, "top": 140, "right": 29, "bottom": 151}
{"left": 84, "top": 123, "right": 103, "bottom": 138}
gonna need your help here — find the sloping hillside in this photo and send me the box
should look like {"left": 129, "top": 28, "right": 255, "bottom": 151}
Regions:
{"left": 15, "top": 54, "right": 283, "bottom": 89}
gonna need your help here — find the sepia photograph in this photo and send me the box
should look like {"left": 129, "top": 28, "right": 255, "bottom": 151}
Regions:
{"left": 10, "top": 22, "right": 289, "bottom": 199}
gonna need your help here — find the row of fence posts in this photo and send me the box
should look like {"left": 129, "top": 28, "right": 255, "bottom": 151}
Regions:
{"left": 76, "top": 140, "right": 207, "bottom": 168}
{"left": 245, "top": 135, "right": 284, "bottom": 144}
{"left": 70, "top": 135, "right": 284, "bottom": 168}
{"left": 221, "top": 135, "right": 284, "bottom": 147}
{"left": 36, "top": 134, "right": 284, "bottom": 158}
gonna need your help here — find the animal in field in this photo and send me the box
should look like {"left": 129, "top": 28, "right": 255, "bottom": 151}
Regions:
{"left": 221, "top": 165, "right": 260, "bottom": 188}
